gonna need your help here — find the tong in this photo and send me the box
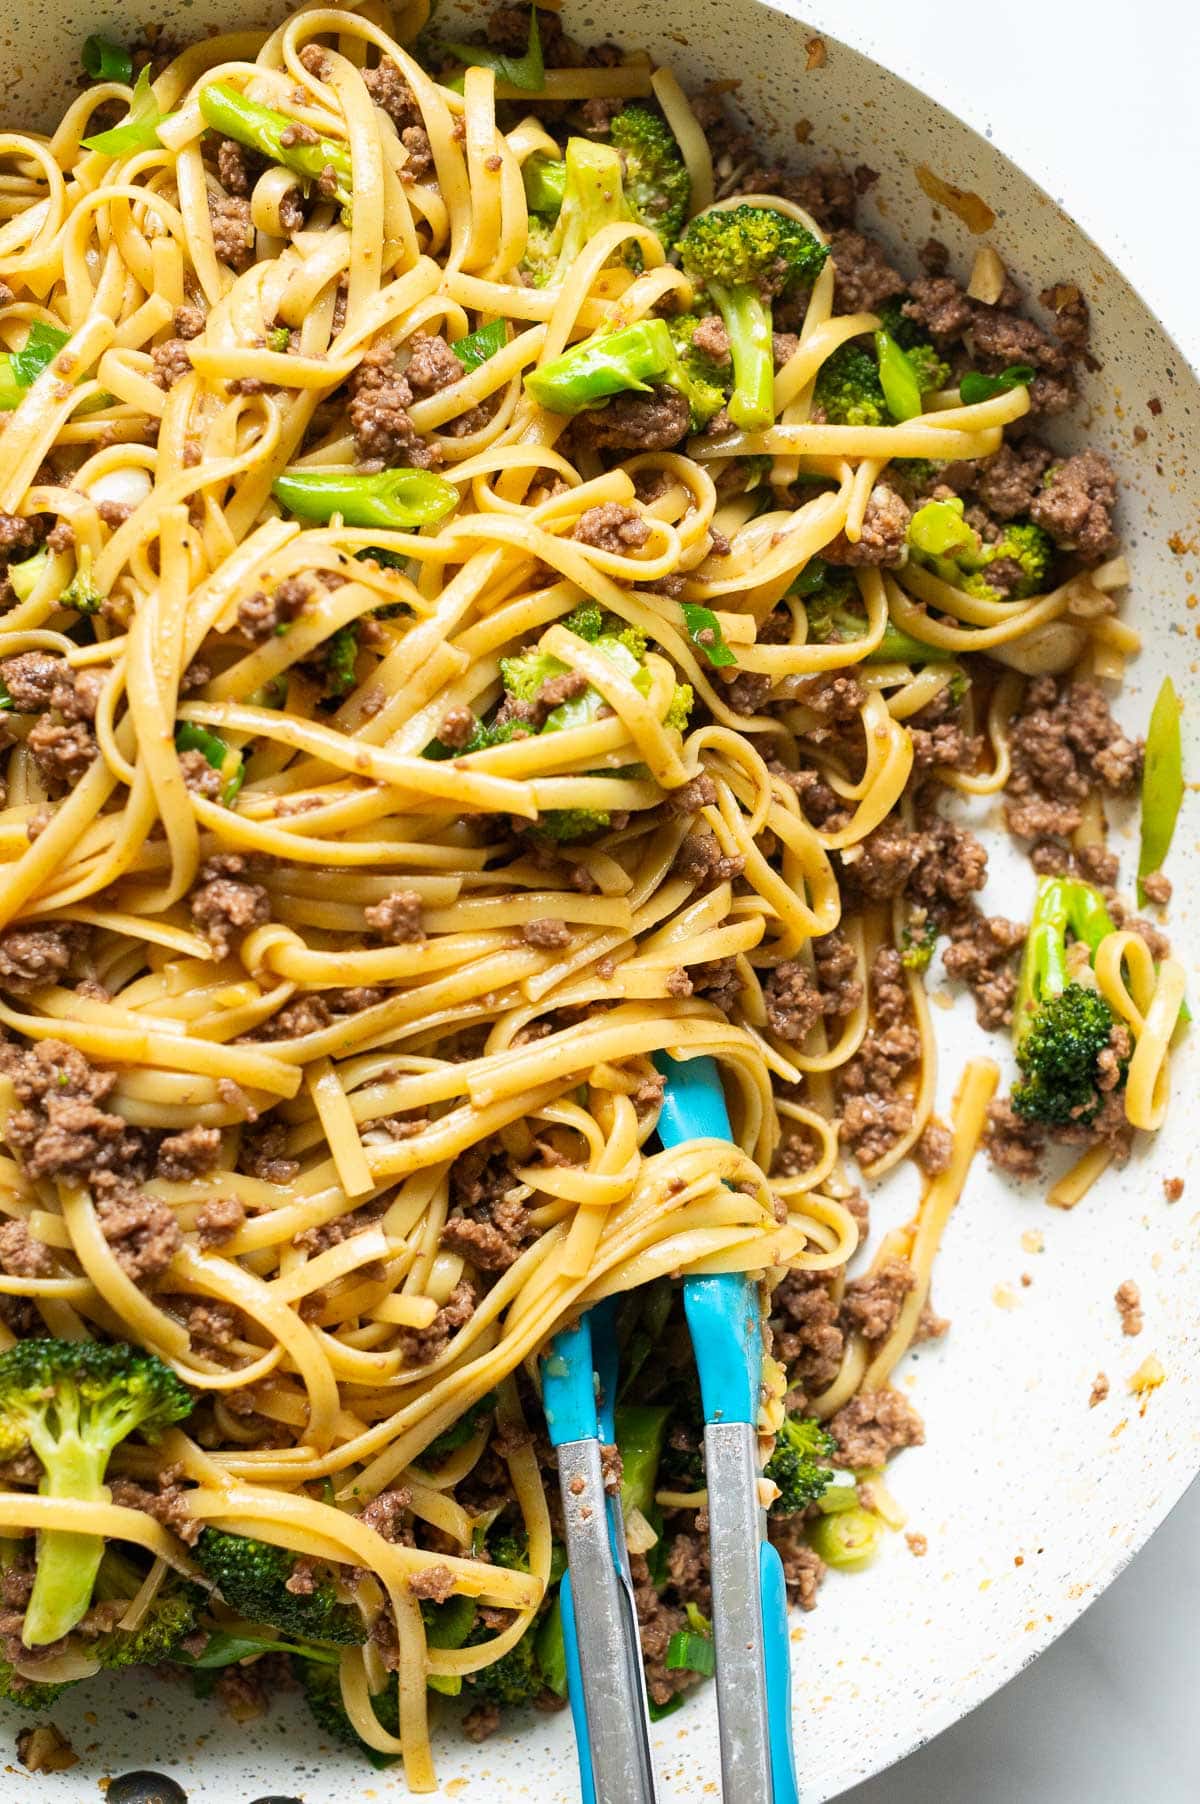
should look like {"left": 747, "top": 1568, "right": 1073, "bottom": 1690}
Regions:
{"left": 540, "top": 1053, "right": 800, "bottom": 1804}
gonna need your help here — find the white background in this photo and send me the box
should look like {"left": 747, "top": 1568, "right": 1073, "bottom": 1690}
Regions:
{"left": 798, "top": 1, "right": 1200, "bottom": 1797}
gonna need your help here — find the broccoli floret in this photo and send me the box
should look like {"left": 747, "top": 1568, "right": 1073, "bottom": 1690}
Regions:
{"left": 609, "top": 104, "right": 689, "bottom": 252}
{"left": 533, "top": 807, "right": 611, "bottom": 842}
{"left": 664, "top": 313, "right": 730, "bottom": 430}
{"left": 295, "top": 1654, "right": 399, "bottom": 1766}
{"left": 322, "top": 625, "right": 358, "bottom": 697}
{"left": 764, "top": 1414, "right": 836, "bottom": 1516}
{"left": 90, "top": 1548, "right": 198, "bottom": 1669}
{"left": 60, "top": 549, "right": 104, "bottom": 615}
{"left": 0, "top": 1663, "right": 72, "bottom": 1709}
{"left": 908, "top": 497, "right": 1054, "bottom": 601}
{"left": 193, "top": 1529, "right": 364, "bottom": 1646}
{"left": 813, "top": 341, "right": 887, "bottom": 427}
{"left": 463, "top": 1618, "right": 544, "bottom": 1707}
{"left": 0, "top": 1340, "right": 193, "bottom": 1648}
{"left": 521, "top": 137, "right": 631, "bottom": 288}
{"left": 663, "top": 682, "right": 694, "bottom": 733}
{"left": 1009, "top": 876, "right": 1122, "bottom": 1127}
{"left": 904, "top": 341, "right": 951, "bottom": 396}
{"left": 422, "top": 1391, "right": 497, "bottom": 1464}
{"left": 678, "top": 205, "right": 828, "bottom": 431}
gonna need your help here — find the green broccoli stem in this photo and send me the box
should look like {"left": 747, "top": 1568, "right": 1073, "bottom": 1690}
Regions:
{"left": 24, "top": 1436, "right": 111, "bottom": 1647}
{"left": 614, "top": 1403, "right": 670, "bottom": 1520}
{"left": 522, "top": 152, "right": 565, "bottom": 218}
{"left": 199, "top": 83, "right": 352, "bottom": 206}
{"left": 525, "top": 318, "right": 677, "bottom": 415}
{"left": 554, "top": 137, "right": 628, "bottom": 273}
{"left": 707, "top": 281, "right": 774, "bottom": 432}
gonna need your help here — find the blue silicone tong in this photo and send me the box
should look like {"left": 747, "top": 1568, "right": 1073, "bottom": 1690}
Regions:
{"left": 541, "top": 1054, "right": 800, "bottom": 1804}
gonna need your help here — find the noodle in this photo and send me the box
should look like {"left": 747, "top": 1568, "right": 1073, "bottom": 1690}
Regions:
{"left": 0, "top": 0, "right": 1177, "bottom": 1780}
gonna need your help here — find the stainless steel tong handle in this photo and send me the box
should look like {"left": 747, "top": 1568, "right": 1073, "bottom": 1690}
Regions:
{"left": 557, "top": 1437, "right": 660, "bottom": 1804}
{"left": 705, "top": 1419, "right": 773, "bottom": 1804}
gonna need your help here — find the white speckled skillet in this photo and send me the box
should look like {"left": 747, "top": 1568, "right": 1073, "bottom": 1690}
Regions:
{"left": 2, "top": 1, "right": 1197, "bottom": 1797}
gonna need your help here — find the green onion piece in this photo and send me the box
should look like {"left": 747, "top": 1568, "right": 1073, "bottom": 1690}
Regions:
{"left": 271, "top": 466, "right": 459, "bottom": 530}
{"left": 427, "top": 1674, "right": 461, "bottom": 1695}
{"left": 175, "top": 721, "right": 229, "bottom": 769}
{"left": 1139, "top": 676, "right": 1184, "bottom": 904}
{"left": 958, "top": 363, "right": 1035, "bottom": 406}
{"left": 534, "top": 1595, "right": 567, "bottom": 1697}
{"left": 445, "top": 4, "right": 544, "bottom": 90}
{"left": 874, "top": 329, "right": 923, "bottom": 423}
{"left": 648, "top": 1692, "right": 686, "bottom": 1722}
{"left": 526, "top": 318, "right": 677, "bottom": 415}
{"left": 522, "top": 151, "right": 566, "bottom": 218}
{"left": 221, "top": 763, "right": 245, "bottom": 807}
{"left": 789, "top": 557, "right": 835, "bottom": 597}
{"left": 811, "top": 1468, "right": 860, "bottom": 1513}
{"left": 324, "top": 625, "right": 359, "bottom": 696}
{"left": 82, "top": 67, "right": 170, "bottom": 156}
{"left": 8, "top": 549, "right": 49, "bottom": 602}
{"left": 808, "top": 1505, "right": 882, "bottom": 1571}
{"left": 197, "top": 82, "right": 352, "bottom": 207}
{"left": 666, "top": 1630, "right": 715, "bottom": 1677}
{"left": 0, "top": 680, "right": 12, "bottom": 712}
{"left": 82, "top": 35, "right": 133, "bottom": 83}
{"left": 680, "top": 601, "right": 737, "bottom": 669}
{"left": 451, "top": 318, "right": 507, "bottom": 372}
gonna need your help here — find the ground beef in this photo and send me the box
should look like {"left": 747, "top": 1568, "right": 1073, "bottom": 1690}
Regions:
{"left": 365, "top": 888, "right": 424, "bottom": 942}
{"left": 362, "top": 60, "right": 422, "bottom": 130}
{"left": 1115, "top": 1279, "right": 1143, "bottom": 1336}
{"left": 629, "top": 1551, "right": 704, "bottom": 1708}
{"left": 358, "top": 1488, "right": 413, "bottom": 1543}
{"left": 259, "top": 996, "right": 331, "bottom": 1041}
{"left": 437, "top": 705, "right": 475, "bottom": 750}
{"left": 174, "top": 304, "right": 206, "bottom": 340}
{"left": 763, "top": 960, "right": 823, "bottom": 1045}
{"left": 828, "top": 1388, "right": 925, "bottom": 1467}
{"left": 985, "top": 1096, "right": 1044, "bottom": 1178}
{"left": 395, "top": 1279, "right": 476, "bottom": 1366}
{"left": 349, "top": 343, "right": 441, "bottom": 468}
{"left": 521, "top": 917, "right": 571, "bottom": 949}
{"left": 767, "top": 1517, "right": 827, "bottom": 1609}
{"left": 692, "top": 314, "right": 730, "bottom": 363}
{"left": 915, "top": 1121, "right": 953, "bottom": 1174}
{"left": 400, "top": 125, "right": 435, "bottom": 182}
{"left": 155, "top": 1125, "right": 221, "bottom": 1183}
{"left": 830, "top": 229, "right": 905, "bottom": 315}
{"left": 0, "top": 925, "right": 73, "bottom": 995}
{"left": 1029, "top": 450, "right": 1119, "bottom": 561}
{"left": 720, "top": 668, "right": 773, "bottom": 714}
{"left": 571, "top": 502, "right": 651, "bottom": 551}
{"left": 903, "top": 275, "right": 973, "bottom": 344}
{"left": 973, "top": 439, "right": 1054, "bottom": 519}
{"left": 190, "top": 855, "right": 271, "bottom": 959}
{"left": 1, "top": 1040, "right": 140, "bottom": 1184}
{"left": 94, "top": 1185, "right": 182, "bottom": 1283}
{"left": 822, "top": 484, "right": 911, "bottom": 566}
{"left": 151, "top": 337, "right": 194, "bottom": 389}
{"left": 906, "top": 685, "right": 982, "bottom": 772}
{"left": 237, "top": 576, "right": 310, "bottom": 643}
{"left": 209, "top": 196, "right": 255, "bottom": 271}
{"left": 408, "top": 1562, "right": 456, "bottom": 1603}
{"left": 195, "top": 1195, "right": 245, "bottom": 1248}
{"left": 216, "top": 137, "right": 254, "bottom": 195}
{"left": 692, "top": 955, "right": 743, "bottom": 1015}
{"left": 841, "top": 1256, "right": 917, "bottom": 1341}
{"left": 1140, "top": 870, "right": 1171, "bottom": 905}
{"left": 27, "top": 716, "right": 96, "bottom": 785}
{"left": 844, "top": 819, "right": 925, "bottom": 900}
{"left": 771, "top": 1270, "right": 843, "bottom": 1403}
{"left": 599, "top": 1442, "right": 623, "bottom": 1496}
{"left": 403, "top": 332, "right": 461, "bottom": 397}
{"left": 0, "top": 1219, "right": 53, "bottom": 1278}
{"left": 568, "top": 385, "right": 690, "bottom": 454}
{"left": 179, "top": 749, "right": 222, "bottom": 798}
{"left": 0, "top": 651, "right": 61, "bottom": 711}
{"left": 667, "top": 773, "right": 718, "bottom": 816}
{"left": 795, "top": 673, "right": 867, "bottom": 723}
{"left": 673, "top": 829, "right": 745, "bottom": 888}
{"left": 1006, "top": 677, "right": 1141, "bottom": 847}
{"left": 941, "top": 910, "right": 1026, "bottom": 1030}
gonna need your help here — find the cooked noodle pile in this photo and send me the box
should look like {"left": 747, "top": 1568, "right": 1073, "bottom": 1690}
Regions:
{"left": 0, "top": 0, "right": 1183, "bottom": 1780}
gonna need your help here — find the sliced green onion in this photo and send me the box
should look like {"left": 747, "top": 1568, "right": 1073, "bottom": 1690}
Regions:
{"left": 271, "top": 466, "right": 459, "bottom": 530}
{"left": 82, "top": 67, "right": 170, "bottom": 157}
{"left": 959, "top": 363, "right": 1034, "bottom": 406}
{"left": 198, "top": 82, "right": 352, "bottom": 207}
{"left": 81, "top": 36, "right": 133, "bottom": 84}
{"left": 680, "top": 601, "right": 737, "bottom": 669}
{"left": 874, "top": 329, "right": 923, "bottom": 423}
{"left": 808, "top": 1505, "right": 882, "bottom": 1571}
{"left": 445, "top": 4, "right": 544, "bottom": 90}
{"left": 665, "top": 1630, "right": 715, "bottom": 1677}
{"left": 648, "top": 1692, "right": 687, "bottom": 1722}
{"left": 175, "top": 721, "right": 243, "bottom": 805}
{"left": 534, "top": 1595, "right": 567, "bottom": 1697}
{"left": 0, "top": 681, "right": 12, "bottom": 712}
{"left": 0, "top": 320, "right": 71, "bottom": 411}
{"left": 451, "top": 318, "right": 507, "bottom": 372}
{"left": 1139, "top": 676, "right": 1183, "bottom": 904}
{"left": 812, "top": 1468, "right": 860, "bottom": 1513}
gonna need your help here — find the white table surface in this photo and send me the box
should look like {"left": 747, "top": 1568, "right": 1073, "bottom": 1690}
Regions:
{"left": 794, "top": 1, "right": 1200, "bottom": 1797}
